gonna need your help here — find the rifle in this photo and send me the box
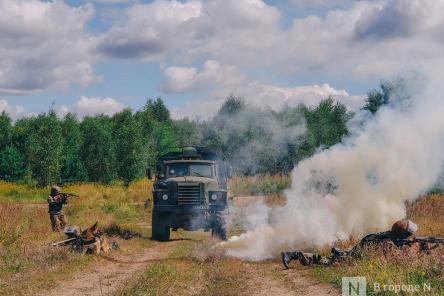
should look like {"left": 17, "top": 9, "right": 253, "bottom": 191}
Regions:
{"left": 51, "top": 237, "right": 78, "bottom": 247}
{"left": 415, "top": 236, "right": 444, "bottom": 244}
{"left": 394, "top": 236, "right": 444, "bottom": 246}
{"left": 60, "top": 192, "right": 79, "bottom": 197}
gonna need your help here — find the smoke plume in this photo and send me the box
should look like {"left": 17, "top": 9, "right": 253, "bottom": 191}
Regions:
{"left": 220, "top": 80, "right": 444, "bottom": 260}
{"left": 203, "top": 100, "right": 306, "bottom": 174}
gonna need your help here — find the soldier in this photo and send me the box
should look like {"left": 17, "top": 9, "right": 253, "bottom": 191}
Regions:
{"left": 281, "top": 219, "right": 418, "bottom": 268}
{"left": 47, "top": 185, "right": 69, "bottom": 231}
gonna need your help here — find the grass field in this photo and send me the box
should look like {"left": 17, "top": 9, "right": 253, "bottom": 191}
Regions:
{"left": 310, "top": 194, "right": 444, "bottom": 295}
{"left": 0, "top": 178, "right": 443, "bottom": 295}
{"left": 0, "top": 179, "right": 152, "bottom": 295}
{"left": 229, "top": 174, "right": 290, "bottom": 196}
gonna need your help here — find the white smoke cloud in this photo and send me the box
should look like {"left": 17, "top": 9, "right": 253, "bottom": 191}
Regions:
{"left": 220, "top": 79, "right": 444, "bottom": 260}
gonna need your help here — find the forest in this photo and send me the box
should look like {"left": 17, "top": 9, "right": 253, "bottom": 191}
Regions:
{"left": 0, "top": 84, "right": 390, "bottom": 186}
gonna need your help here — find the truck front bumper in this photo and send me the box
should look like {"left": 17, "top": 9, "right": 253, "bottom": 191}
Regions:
{"left": 153, "top": 204, "right": 227, "bottom": 214}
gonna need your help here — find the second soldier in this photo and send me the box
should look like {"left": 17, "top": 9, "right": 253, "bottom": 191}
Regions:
{"left": 47, "top": 185, "right": 69, "bottom": 231}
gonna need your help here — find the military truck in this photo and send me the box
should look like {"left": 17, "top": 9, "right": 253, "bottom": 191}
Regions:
{"left": 148, "top": 147, "right": 230, "bottom": 242}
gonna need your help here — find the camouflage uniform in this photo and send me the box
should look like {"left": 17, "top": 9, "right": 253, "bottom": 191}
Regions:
{"left": 281, "top": 219, "right": 418, "bottom": 269}
{"left": 48, "top": 186, "right": 68, "bottom": 231}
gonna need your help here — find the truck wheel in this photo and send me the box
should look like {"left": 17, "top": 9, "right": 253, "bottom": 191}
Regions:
{"left": 152, "top": 211, "right": 170, "bottom": 242}
{"left": 211, "top": 213, "right": 227, "bottom": 241}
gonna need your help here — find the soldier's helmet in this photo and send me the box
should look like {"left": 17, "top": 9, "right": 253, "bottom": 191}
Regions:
{"left": 391, "top": 219, "right": 417, "bottom": 239}
{"left": 50, "top": 185, "right": 61, "bottom": 196}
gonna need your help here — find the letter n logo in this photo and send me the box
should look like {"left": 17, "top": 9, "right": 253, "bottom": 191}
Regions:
{"left": 342, "top": 277, "right": 366, "bottom": 296}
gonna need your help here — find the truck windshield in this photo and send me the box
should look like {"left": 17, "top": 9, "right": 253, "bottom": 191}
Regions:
{"left": 167, "top": 163, "right": 213, "bottom": 178}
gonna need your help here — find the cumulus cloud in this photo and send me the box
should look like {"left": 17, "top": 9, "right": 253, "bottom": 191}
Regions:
{"left": 97, "top": 0, "right": 203, "bottom": 60}
{"left": 76, "top": 96, "right": 125, "bottom": 117}
{"left": 91, "top": 0, "right": 134, "bottom": 3}
{"left": 97, "top": 0, "right": 444, "bottom": 83}
{"left": 56, "top": 96, "right": 126, "bottom": 118}
{"left": 171, "top": 82, "right": 361, "bottom": 119}
{"left": 289, "top": 0, "right": 353, "bottom": 9}
{"left": 5, "top": 0, "right": 444, "bottom": 120}
{"left": 0, "top": 0, "right": 99, "bottom": 94}
{"left": 96, "top": 0, "right": 281, "bottom": 63}
{"left": 0, "top": 96, "right": 126, "bottom": 120}
{"left": 237, "top": 82, "right": 363, "bottom": 110}
{"left": 271, "top": 0, "right": 444, "bottom": 79}
{"left": 162, "top": 60, "right": 245, "bottom": 93}
{"left": 353, "top": 0, "right": 430, "bottom": 40}
{"left": 0, "top": 99, "right": 26, "bottom": 119}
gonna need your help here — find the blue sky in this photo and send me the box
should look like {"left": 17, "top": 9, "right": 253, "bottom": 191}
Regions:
{"left": 1, "top": 0, "right": 442, "bottom": 119}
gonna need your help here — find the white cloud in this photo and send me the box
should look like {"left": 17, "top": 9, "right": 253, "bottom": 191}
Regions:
{"left": 283, "top": 0, "right": 444, "bottom": 78}
{"left": 91, "top": 0, "right": 134, "bottom": 3}
{"left": 171, "top": 82, "right": 362, "bottom": 119}
{"left": 97, "top": 0, "right": 444, "bottom": 84}
{"left": 0, "top": 0, "right": 99, "bottom": 94}
{"left": 76, "top": 96, "right": 125, "bottom": 117}
{"left": 97, "top": 0, "right": 203, "bottom": 60}
{"left": 238, "top": 82, "right": 363, "bottom": 110}
{"left": 0, "top": 99, "right": 26, "bottom": 119}
{"left": 289, "top": 0, "right": 353, "bottom": 8}
{"left": 0, "top": 96, "right": 126, "bottom": 120}
{"left": 4, "top": 0, "right": 444, "bottom": 120}
{"left": 162, "top": 60, "right": 245, "bottom": 93}
{"left": 56, "top": 96, "right": 126, "bottom": 118}
{"left": 96, "top": 0, "right": 281, "bottom": 64}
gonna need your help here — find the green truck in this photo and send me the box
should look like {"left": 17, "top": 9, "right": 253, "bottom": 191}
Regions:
{"left": 149, "top": 147, "right": 230, "bottom": 241}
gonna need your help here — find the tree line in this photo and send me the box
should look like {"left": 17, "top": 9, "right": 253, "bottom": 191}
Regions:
{"left": 0, "top": 84, "right": 391, "bottom": 186}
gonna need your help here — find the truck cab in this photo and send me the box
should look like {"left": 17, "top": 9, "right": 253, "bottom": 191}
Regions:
{"left": 150, "top": 147, "right": 229, "bottom": 241}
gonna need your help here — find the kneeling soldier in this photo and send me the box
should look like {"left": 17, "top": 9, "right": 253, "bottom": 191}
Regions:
{"left": 48, "top": 185, "right": 68, "bottom": 231}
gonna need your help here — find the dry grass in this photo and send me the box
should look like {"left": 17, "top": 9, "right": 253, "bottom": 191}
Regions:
{"left": 114, "top": 233, "right": 254, "bottom": 296}
{"left": 312, "top": 194, "right": 444, "bottom": 295}
{"left": 229, "top": 174, "right": 290, "bottom": 196}
{"left": 407, "top": 194, "right": 444, "bottom": 237}
{"left": 0, "top": 178, "right": 153, "bottom": 295}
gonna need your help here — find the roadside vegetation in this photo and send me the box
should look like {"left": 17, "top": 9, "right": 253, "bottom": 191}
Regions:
{"left": 0, "top": 178, "right": 442, "bottom": 295}
{"left": 0, "top": 179, "right": 152, "bottom": 295}
{"left": 229, "top": 174, "right": 290, "bottom": 196}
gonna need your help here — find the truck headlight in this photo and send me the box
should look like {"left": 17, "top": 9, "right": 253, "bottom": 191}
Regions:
{"left": 209, "top": 191, "right": 227, "bottom": 203}
{"left": 161, "top": 194, "right": 169, "bottom": 201}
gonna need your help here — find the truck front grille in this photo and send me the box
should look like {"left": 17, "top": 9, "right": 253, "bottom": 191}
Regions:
{"left": 177, "top": 183, "right": 202, "bottom": 205}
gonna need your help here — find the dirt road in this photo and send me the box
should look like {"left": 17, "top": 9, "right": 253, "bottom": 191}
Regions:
{"left": 34, "top": 196, "right": 339, "bottom": 296}
{"left": 37, "top": 232, "right": 339, "bottom": 296}
{"left": 41, "top": 240, "right": 179, "bottom": 296}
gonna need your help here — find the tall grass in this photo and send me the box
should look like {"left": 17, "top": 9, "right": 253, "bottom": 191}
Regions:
{"left": 0, "top": 182, "right": 48, "bottom": 202}
{"left": 229, "top": 174, "right": 290, "bottom": 196}
{"left": 313, "top": 194, "right": 444, "bottom": 295}
{"left": 0, "top": 178, "right": 153, "bottom": 294}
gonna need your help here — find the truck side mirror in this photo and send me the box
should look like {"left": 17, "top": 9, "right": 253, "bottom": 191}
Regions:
{"left": 146, "top": 168, "right": 153, "bottom": 180}
{"left": 227, "top": 166, "right": 233, "bottom": 178}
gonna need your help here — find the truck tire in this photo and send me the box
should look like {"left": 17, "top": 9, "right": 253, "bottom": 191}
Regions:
{"left": 211, "top": 212, "right": 227, "bottom": 241}
{"left": 152, "top": 210, "right": 170, "bottom": 242}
